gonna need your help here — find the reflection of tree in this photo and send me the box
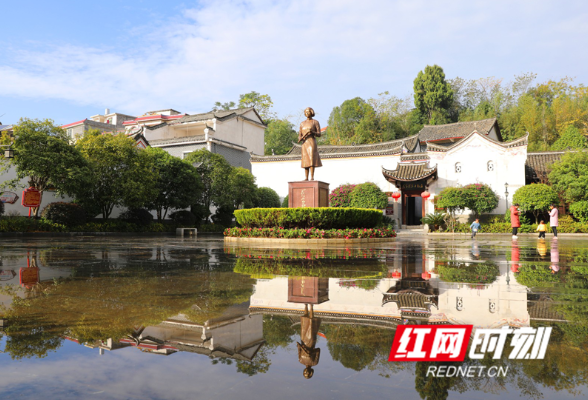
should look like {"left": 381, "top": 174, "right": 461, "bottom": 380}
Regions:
{"left": 436, "top": 261, "right": 499, "bottom": 284}
{"left": 262, "top": 315, "right": 296, "bottom": 348}
{"left": 324, "top": 325, "right": 395, "bottom": 371}
{"left": 235, "top": 346, "right": 271, "bottom": 376}
{"left": 415, "top": 362, "right": 454, "bottom": 400}
{"left": 234, "top": 258, "right": 387, "bottom": 282}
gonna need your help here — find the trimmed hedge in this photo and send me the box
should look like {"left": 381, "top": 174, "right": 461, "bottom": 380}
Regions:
{"left": 118, "top": 208, "right": 153, "bottom": 226}
{"left": 170, "top": 210, "right": 197, "bottom": 226}
{"left": 0, "top": 217, "right": 172, "bottom": 233}
{"left": 41, "top": 202, "right": 86, "bottom": 226}
{"left": 350, "top": 183, "right": 388, "bottom": 209}
{"left": 436, "top": 261, "right": 500, "bottom": 284}
{"left": 234, "top": 207, "right": 384, "bottom": 229}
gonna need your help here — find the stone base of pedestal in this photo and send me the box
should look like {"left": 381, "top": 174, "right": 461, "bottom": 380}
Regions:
{"left": 288, "top": 181, "right": 329, "bottom": 208}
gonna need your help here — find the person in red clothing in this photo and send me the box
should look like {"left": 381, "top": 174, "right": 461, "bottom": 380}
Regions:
{"left": 510, "top": 203, "right": 521, "bottom": 239}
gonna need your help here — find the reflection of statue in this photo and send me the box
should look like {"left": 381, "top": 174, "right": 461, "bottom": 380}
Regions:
{"left": 298, "top": 107, "right": 322, "bottom": 181}
{"left": 297, "top": 304, "right": 321, "bottom": 379}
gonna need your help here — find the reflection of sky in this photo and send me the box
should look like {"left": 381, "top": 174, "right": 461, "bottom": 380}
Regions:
{"left": 0, "top": 237, "right": 588, "bottom": 398}
{"left": 0, "top": 336, "right": 584, "bottom": 400}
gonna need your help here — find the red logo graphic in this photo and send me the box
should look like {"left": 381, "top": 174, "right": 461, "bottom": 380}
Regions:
{"left": 389, "top": 325, "right": 473, "bottom": 362}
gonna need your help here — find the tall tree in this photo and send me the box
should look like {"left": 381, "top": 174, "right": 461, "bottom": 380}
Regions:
{"left": 184, "top": 149, "right": 233, "bottom": 222}
{"left": 212, "top": 101, "right": 236, "bottom": 111}
{"left": 0, "top": 118, "right": 88, "bottom": 217}
{"left": 548, "top": 151, "right": 588, "bottom": 204}
{"left": 264, "top": 119, "right": 297, "bottom": 155}
{"left": 326, "top": 97, "right": 391, "bottom": 145}
{"left": 74, "top": 130, "right": 157, "bottom": 219}
{"left": 238, "top": 91, "right": 276, "bottom": 122}
{"left": 413, "top": 65, "right": 454, "bottom": 124}
{"left": 144, "top": 147, "right": 203, "bottom": 221}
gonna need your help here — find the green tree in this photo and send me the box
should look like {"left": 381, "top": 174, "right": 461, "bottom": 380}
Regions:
{"left": 413, "top": 65, "right": 454, "bottom": 124}
{"left": 512, "top": 183, "right": 559, "bottom": 223}
{"left": 254, "top": 187, "right": 281, "bottom": 208}
{"left": 212, "top": 101, "right": 236, "bottom": 111}
{"left": 551, "top": 126, "right": 588, "bottom": 151}
{"left": 548, "top": 151, "right": 588, "bottom": 203}
{"left": 74, "top": 130, "right": 157, "bottom": 219}
{"left": 238, "top": 91, "right": 276, "bottom": 122}
{"left": 349, "top": 182, "right": 388, "bottom": 209}
{"left": 230, "top": 167, "right": 257, "bottom": 209}
{"left": 264, "top": 119, "right": 297, "bottom": 155}
{"left": 327, "top": 97, "right": 387, "bottom": 145}
{"left": 461, "top": 183, "right": 499, "bottom": 217}
{"left": 436, "top": 187, "right": 465, "bottom": 232}
{"left": 0, "top": 118, "right": 89, "bottom": 217}
{"left": 144, "top": 147, "right": 203, "bottom": 221}
{"left": 184, "top": 149, "right": 233, "bottom": 222}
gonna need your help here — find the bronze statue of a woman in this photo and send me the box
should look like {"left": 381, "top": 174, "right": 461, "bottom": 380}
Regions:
{"left": 299, "top": 107, "right": 322, "bottom": 181}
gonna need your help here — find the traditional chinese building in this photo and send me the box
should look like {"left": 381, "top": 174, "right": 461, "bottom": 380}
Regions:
{"left": 252, "top": 118, "right": 529, "bottom": 228}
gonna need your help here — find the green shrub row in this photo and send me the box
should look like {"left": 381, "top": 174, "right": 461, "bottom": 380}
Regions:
{"left": 224, "top": 227, "right": 396, "bottom": 239}
{"left": 0, "top": 217, "right": 176, "bottom": 233}
{"left": 436, "top": 261, "right": 500, "bottom": 284}
{"left": 448, "top": 221, "right": 588, "bottom": 233}
{"left": 234, "top": 207, "right": 384, "bottom": 229}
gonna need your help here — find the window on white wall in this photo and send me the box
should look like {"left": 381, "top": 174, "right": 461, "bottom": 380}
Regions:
{"left": 487, "top": 160, "right": 494, "bottom": 171}
{"left": 455, "top": 162, "right": 462, "bottom": 173}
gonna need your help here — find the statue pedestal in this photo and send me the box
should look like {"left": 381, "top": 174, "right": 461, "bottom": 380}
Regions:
{"left": 288, "top": 181, "right": 329, "bottom": 208}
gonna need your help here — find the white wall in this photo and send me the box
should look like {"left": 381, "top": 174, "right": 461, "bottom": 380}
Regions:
{"left": 252, "top": 155, "right": 401, "bottom": 198}
{"left": 428, "top": 134, "right": 527, "bottom": 215}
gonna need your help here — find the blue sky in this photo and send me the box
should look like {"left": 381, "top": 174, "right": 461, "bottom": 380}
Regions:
{"left": 1, "top": 0, "right": 587, "bottom": 126}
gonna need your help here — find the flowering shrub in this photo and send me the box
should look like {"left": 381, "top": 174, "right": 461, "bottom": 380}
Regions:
{"left": 234, "top": 207, "right": 383, "bottom": 229}
{"left": 225, "top": 247, "right": 387, "bottom": 260}
{"left": 329, "top": 184, "right": 356, "bottom": 207}
{"left": 224, "top": 226, "right": 396, "bottom": 239}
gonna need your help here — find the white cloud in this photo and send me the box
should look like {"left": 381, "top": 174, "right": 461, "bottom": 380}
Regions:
{"left": 0, "top": 0, "right": 587, "bottom": 121}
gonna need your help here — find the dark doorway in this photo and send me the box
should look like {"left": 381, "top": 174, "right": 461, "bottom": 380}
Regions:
{"left": 405, "top": 196, "right": 423, "bottom": 225}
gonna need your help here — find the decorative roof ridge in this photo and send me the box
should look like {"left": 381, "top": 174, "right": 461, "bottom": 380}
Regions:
{"left": 283, "top": 134, "right": 419, "bottom": 155}
{"left": 252, "top": 146, "right": 404, "bottom": 162}
{"left": 436, "top": 130, "right": 528, "bottom": 152}
{"left": 421, "top": 117, "right": 497, "bottom": 129}
{"left": 527, "top": 150, "right": 568, "bottom": 155}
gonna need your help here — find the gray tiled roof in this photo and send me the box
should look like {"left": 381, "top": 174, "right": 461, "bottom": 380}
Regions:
{"left": 525, "top": 151, "right": 566, "bottom": 183}
{"left": 149, "top": 134, "right": 206, "bottom": 146}
{"left": 382, "top": 162, "right": 437, "bottom": 182}
{"left": 426, "top": 132, "right": 528, "bottom": 153}
{"left": 0, "top": 124, "right": 13, "bottom": 131}
{"left": 251, "top": 135, "right": 419, "bottom": 162}
{"left": 177, "top": 107, "right": 265, "bottom": 126}
{"left": 418, "top": 118, "right": 499, "bottom": 142}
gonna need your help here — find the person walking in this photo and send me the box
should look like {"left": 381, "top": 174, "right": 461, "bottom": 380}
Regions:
{"left": 549, "top": 205, "right": 559, "bottom": 238}
{"left": 470, "top": 218, "right": 481, "bottom": 239}
{"left": 537, "top": 220, "right": 547, "bottom": 239}
{"left": 510, "top": 204, "right": 521, "bottom": 239}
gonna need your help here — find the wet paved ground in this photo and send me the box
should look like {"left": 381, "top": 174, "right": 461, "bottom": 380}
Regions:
{"left": 0, "top": 235, "right": 586, "bottom": 399}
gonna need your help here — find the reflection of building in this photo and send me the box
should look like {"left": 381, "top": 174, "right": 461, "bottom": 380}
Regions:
{"left": 80, "top": 303, "right": 265, "bottom": 361}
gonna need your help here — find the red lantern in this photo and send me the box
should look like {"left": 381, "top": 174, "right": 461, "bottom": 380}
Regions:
{"left": 421, "top": 191, "right": 431, "bottom": 201}
{"left": 421, "top": 271, "right": 431, "bottom": 280}
{"left": 392, "top": 192, "right": 401, "bottom": 202}
{"left": 392, "top": 271, "right": 401, "bottom": 279}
